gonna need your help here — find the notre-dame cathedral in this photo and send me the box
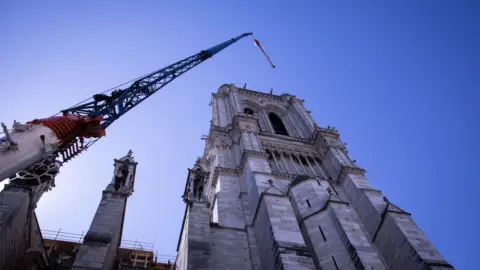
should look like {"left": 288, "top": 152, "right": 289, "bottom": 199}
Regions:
{"left": 174, "top": 84, "right": 453, "bottom": 270}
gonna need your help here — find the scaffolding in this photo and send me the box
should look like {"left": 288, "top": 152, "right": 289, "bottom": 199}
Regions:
{"left": 42, "top": 229, "right": 175, "bottom": 268}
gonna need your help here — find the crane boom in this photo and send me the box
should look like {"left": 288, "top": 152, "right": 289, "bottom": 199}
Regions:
{"left": 63, "top": 32, "right": 252, "bottom": 129}
{"left": 0, "top": 33, "right": 252, "bottom": 183}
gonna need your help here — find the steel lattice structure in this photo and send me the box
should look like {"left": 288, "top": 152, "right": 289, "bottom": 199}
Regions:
{"left": 62, "top": 33, "right": 252, "bottom": 129}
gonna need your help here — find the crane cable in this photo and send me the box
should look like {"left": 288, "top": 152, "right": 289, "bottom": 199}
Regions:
{"left": 0, "top": 68, "right": 164, "bottom": 137}
{"left": 252, "top": 35, "right": 276, "bottom": 69}
{"left": 48, "top": 66, "right": 171, "bottom": 118}
{"left": 52, "top": 35, "right": 276, "bottom": 152}
{"left": 2, "top": 34, "right": 276, "bottom": 160}
{"left": 3, "top": 35, "right": 276, "bottom": 137}
{"left": 21, "top": 69, "right": 166, "bottom": 150}
{"left": 53, "top": 34, "right": 275, "bottom": 118}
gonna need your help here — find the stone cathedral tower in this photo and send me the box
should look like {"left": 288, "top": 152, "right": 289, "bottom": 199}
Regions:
{"left": 174, "top": 84, "right": 453, "bottom": 270}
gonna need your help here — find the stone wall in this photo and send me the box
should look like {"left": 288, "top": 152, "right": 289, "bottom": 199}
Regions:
{"left": 0, "top": 188, "right": 30, "bottom": 269}
{"left": 341, "top": 171, "right": 453, "bottom": 269}
{"left": 72, "top": 190, "right": 128, "bottom": 269}
{"left": 214, "top": 174, "right": 243, "bottom": 229}
{"left": 177, "top": 202, "right": 252, "bottom": 270}
{"left": 253, "top": 194, "right": 316, "bottom": 270}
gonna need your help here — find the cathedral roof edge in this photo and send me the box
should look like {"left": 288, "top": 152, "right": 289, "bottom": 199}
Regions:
{"left": 217, "top": 83, "right": 299, "bottom": 102}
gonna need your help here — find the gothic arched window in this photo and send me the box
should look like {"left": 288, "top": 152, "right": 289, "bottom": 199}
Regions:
{"left": 244, "top": 108, "right": 254, "bottom": 115}
{"left": 268, "top": 113, "right": 289, "bottom": 136}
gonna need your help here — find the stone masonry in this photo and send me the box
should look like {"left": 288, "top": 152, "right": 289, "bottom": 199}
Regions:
{"left": 72, "top": 151, "right": 137, "bottom": 270}
{"left": 0, "top": 157, "right": 56, "bottom": 269}
{"left": 174, "top": 84, "right": 454, "bottom": 270}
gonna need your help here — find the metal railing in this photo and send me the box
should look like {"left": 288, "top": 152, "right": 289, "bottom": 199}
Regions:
{"left": 41, "top": 229, "right": 176, "bottom": 264}
{"left": 42, "top": 229, "right": 154, "bottom": 251}
{"left": 42, "top": 229, "right": 85, "bottom": 243}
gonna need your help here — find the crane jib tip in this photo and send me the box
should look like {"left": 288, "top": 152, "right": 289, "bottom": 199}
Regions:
{"left": 251, "top": 37, "right": 276, "bottom": 69}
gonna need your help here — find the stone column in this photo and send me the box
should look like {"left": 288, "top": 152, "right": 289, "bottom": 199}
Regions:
{"left": 289, "top": 176, "right": 388, "bottom": 270}
{"left": 317, "top": 131, "right": 453, "bottom": 269}
{"left": 293, "top": 99, "right": 315, "bottom": 136}
{"left": 253, "top": 193, "right": 316, "bottom": 270}
{"left": 341, "top": 171, "right": 453, "bottom": 270}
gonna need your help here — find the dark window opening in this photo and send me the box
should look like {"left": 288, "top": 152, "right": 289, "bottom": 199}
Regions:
{"left": 244, "top": 108, "right": 254, "bottom": 115}
{"left": 266, "top": 150, "right": 274, "bottom": 161}
{"left": 268, "top": 113, "right": 289, "bottom": 136}
{"left": 306, "top": 199, "right": 311, "bottom": 207}
{"left": 318, "top": 225, "right": 327, "bottom": 241}
{"left": 194, "top": 178, "right": 204, "bottom": 200}
{"left": 299, "top": 156, "right": 309, "bottom": 165}
{"left": 315, "top": 157, "right": 322, "bottom": 164}
{"left": 193, "top": 178, "right": 201, "bottom": 196}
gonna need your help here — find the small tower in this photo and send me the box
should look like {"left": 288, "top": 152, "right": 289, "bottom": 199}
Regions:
{"left": 72, "top": 150, "right": 137, "bottom": 270}
{"left": 182, "top": 158, "right": 208, "bottom": 203}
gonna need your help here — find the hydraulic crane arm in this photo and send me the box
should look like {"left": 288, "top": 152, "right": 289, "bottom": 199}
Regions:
{"left": 63, "top": 32, "right": 252, "bottom": 129}
{"left": 0, "top": 33, "right": 253, "bottom": 183}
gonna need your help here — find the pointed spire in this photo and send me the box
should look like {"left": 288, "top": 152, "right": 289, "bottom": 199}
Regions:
{"left": 118, "top": 149, "right": 135, "bottom": 162}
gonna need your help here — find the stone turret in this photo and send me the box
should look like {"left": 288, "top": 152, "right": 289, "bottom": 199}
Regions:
{"left": 72, "top": 150, "right": 137, "bottom": 270}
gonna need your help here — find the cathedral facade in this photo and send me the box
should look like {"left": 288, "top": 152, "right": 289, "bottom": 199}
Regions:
{"left": 174, "top": 84, "right": 453, "bottom": 270}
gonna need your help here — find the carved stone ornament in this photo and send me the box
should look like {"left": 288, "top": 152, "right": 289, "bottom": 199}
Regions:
{"left": 240, "top": 122, "right": 259, "bottom": 134}
{"left": 261, "top": 139, "right": 319, "bottom": 157}
{"left": 280, "top": 94, "right": 296, "bottom": 104}
{"left": 324, "top": 137, "right": 347, "bottom": 152}
{"left": 231, "top": 114, "right": 260, "bottom": 136}
{"left": 205, "top": 154, "right": 213, "bottom": 167}
{"left": 216, "top": 85, "right": 231, "bottom": 98}
{"left": 209, "top": 132, "right": 233, "bottom": 149}
{"left": 237, "top": 87, "right": 282, "bottom": 101}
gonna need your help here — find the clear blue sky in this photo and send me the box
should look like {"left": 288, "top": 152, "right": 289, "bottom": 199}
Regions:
{"left": 1, "top": 1, "right": 478, "bottom": 268}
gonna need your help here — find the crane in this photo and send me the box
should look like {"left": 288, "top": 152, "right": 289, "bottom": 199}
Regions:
{"left": 0, "top": 33, "right": 255, "bottom": 185}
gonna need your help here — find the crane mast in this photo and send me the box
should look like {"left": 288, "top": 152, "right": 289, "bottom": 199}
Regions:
{"left": 0, "top": 33, "right": 252, "bottom": 184}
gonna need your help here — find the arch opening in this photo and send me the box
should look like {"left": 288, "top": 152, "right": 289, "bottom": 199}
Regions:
{"left": 244, "top": 108, "right": 254, "bottom": 115}
{"left": 268, "top": 113, "right": 289, "bottom": 136}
